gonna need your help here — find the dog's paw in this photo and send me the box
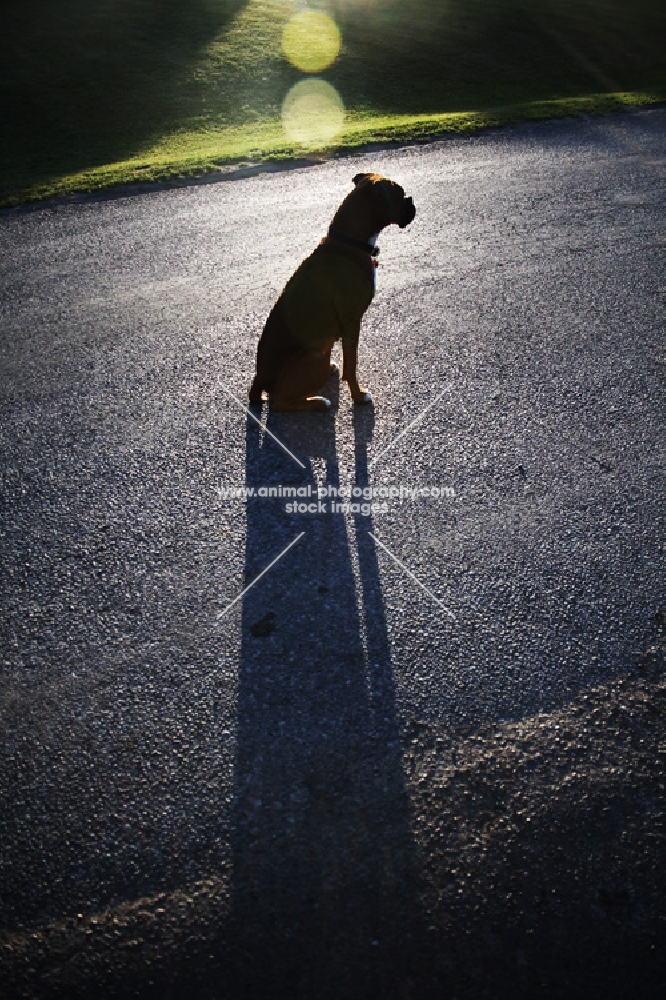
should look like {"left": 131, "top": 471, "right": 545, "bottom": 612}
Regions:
{"left": 353, "top": 390, "right": 372, "bottom": 405}
{"left": 272, "top": 396, "right": 331, "bottom": 412}
{"left": 328, "top": 363, "right": 339, "bottom": 377}
{"left": 308, "top": 396, "right": 332, "bottom": 411}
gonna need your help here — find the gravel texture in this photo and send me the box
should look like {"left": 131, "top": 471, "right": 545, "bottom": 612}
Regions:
{"left": 1, "top": 107, "right": 664, "bottom": 998}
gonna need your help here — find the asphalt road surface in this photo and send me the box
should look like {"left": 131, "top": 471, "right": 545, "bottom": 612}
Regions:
{"left": 1, "top": 107, "right": 664, "bottom": 999}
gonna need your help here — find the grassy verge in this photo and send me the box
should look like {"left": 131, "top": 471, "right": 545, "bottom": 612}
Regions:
{"left": 4, "top": 90, "right": 664, "bottom": 208}
{"left": 1, "top": 1, "right": 665, "bottom": 207}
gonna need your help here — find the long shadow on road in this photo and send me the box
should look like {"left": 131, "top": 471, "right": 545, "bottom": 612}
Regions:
{"left": 230, "top": 382, "right": 426, "bottom": 998}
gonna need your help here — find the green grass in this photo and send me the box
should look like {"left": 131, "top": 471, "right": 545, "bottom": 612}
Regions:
{"left": 1, "top": 1, "right": 665, "bottom": 207}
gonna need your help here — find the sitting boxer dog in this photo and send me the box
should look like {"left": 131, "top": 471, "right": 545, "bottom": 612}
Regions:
{"left": 248, "top": 172, "right": 416, "bottom": 411}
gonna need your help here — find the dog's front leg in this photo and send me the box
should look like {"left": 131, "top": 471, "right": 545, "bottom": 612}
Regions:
{"left": 341, "top": 330, "right": 372, "bottom": 404}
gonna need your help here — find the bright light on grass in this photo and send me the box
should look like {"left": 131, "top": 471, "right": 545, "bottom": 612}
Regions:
{"left": 4, "top": 92, "right": 663, "bottom": 207}
{"left": 3, "top": 0, "right": 665, "bottom": 206}
{"left": 281, "top": 10, "right": 341, "bottom": 73}
{"left": 282, "top": 78, "right": 345, "bottom": 148}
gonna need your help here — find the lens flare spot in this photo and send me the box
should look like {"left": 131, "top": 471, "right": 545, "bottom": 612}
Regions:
{"left": 281, "top": 11, "right": 341, "bottom": 74}
{"left": 282, "top": 79, "right": 345, "bottom": 148}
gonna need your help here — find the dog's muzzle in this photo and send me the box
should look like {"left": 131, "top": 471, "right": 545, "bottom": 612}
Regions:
{"left": 398, "top": 196, "right": 416, "bottom": 228}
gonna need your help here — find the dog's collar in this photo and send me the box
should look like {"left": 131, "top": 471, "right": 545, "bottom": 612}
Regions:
{"left": 327, "top": 230, "right": 380, "bottom": 257}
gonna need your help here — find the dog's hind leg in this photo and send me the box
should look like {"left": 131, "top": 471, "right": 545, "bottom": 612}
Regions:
{"left": 249, "top": 303, "right": 299, "bottom": 403}
{"left": 248, "top": 376, "right": 265, "bottom": 403}
{"left": 271, "top": 350, "right": 331, "bottom": 412}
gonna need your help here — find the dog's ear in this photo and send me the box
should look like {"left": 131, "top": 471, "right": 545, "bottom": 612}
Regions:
{"left": 352, "top": 173, "right": 372, "bottom": 186}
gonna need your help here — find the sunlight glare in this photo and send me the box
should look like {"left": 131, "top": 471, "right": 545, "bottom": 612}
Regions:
{"left": 281, "top": 79, "right": 345, "bottom": 148}
{"left": 281, "top": 10, "right": 341, "bottom": 73}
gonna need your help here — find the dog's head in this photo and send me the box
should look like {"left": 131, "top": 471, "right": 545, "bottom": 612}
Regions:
{"left": 352, "top": 172, "right": 416, "bottom": 229}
